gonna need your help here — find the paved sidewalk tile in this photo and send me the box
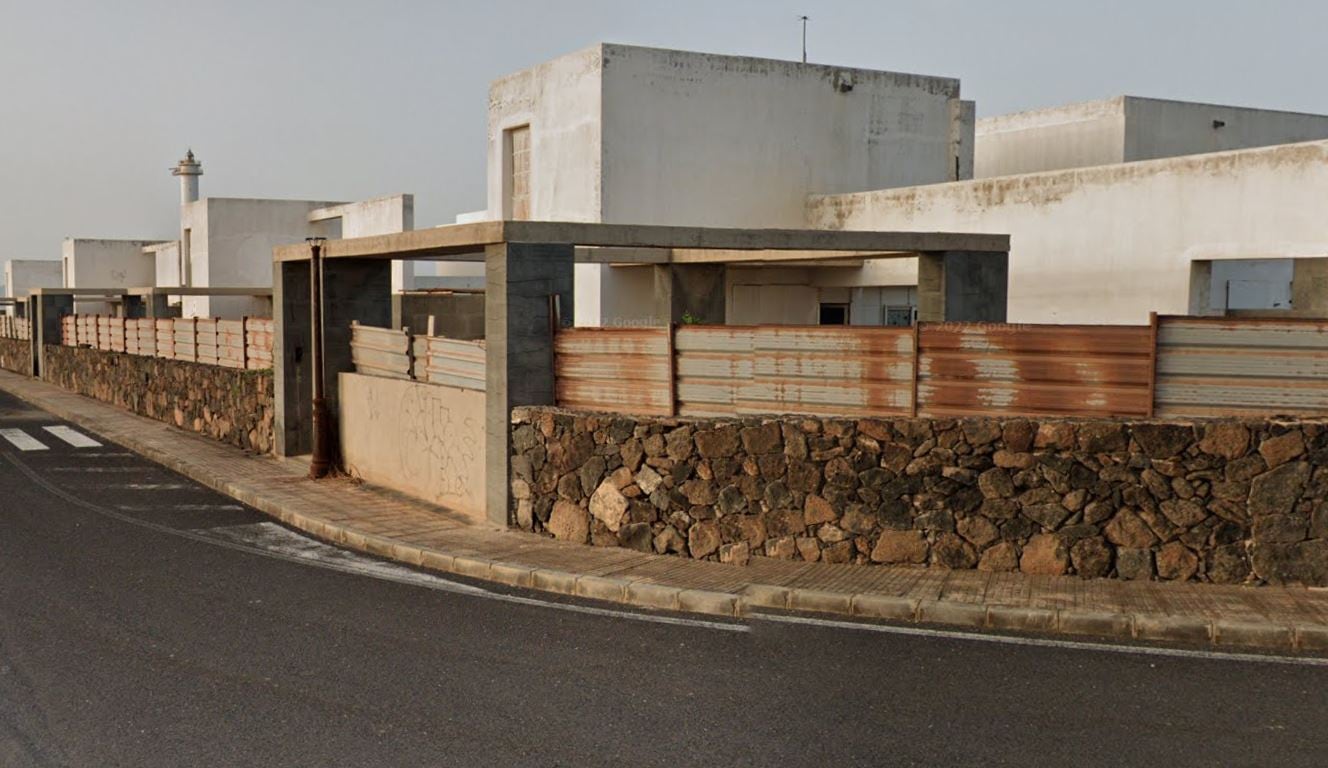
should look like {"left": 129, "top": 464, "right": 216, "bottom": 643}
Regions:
{"left": 4, "top": 368, "right": 1328, "bottom": 654}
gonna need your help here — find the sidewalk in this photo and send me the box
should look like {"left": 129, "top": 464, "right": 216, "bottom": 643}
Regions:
{"left": 4, "top": 368, "right": 1328, "bottom": 654}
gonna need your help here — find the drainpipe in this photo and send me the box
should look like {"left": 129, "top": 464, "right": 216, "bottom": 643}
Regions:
{"left": 308, "top": 237, "right": 330, "bottom": 479}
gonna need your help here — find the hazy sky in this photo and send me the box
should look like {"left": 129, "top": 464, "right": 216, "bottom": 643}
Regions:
{"left": 2, "top": 0, "right": 1326, "bottom": 262}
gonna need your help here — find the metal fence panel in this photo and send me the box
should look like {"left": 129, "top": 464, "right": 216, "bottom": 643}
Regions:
{"left": 350, "top": 322, "right": 412, "bottom": 379}
{"left": 554, "top": 328, "right": 672, "bottom": 416}
{"left": 917, "top": 324, "right": 1152, "bottom": 418}
{"left": 1155, "top": 317, "right": 1328, "bottom": 417}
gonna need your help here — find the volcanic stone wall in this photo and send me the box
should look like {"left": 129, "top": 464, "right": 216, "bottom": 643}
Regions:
{"left": 43, "top": 345, "right": 274, "bottom": 454}
{"left": 0, "top": 338, "right": 32, "bottom": 376}
{"left": 510, "top": 407, "right": 1328, "bottom": 586}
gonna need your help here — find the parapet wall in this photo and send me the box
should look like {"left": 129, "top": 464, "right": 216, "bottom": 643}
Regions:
{"left": 511, "top": 408, "right": 1328, "bottom": 586}
{"left": 0, "top": 338, "right": 32, "bottom": 376}
{"left": 42, "top": 345, "right": 274, "bottom": 454}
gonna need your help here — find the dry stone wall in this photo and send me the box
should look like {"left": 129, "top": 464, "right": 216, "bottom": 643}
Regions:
{"left": 0, "top": 338, "right": 32, "bottom": 376}
{"left": 43, "top": 345, "right": 274, "bottom": 453}
{"left": 511, "top": 407, "right": 1328, "bottom": 586}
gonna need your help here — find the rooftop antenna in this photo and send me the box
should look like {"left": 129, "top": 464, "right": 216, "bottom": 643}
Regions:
{"left": 798, "top": 15, "right": 809, "bottom": 63}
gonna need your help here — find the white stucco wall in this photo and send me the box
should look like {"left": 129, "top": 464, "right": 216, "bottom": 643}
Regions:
{"left": 5, "top": 259, "right": 62, "bottom": 299}
{"left": 487, "top": 43, "right": 973, "bottom": 326}
{"left": 808, "top": 139, "right": 1328, "bottom": 325}
{"left": 976, "top": 96, "right": 1328, "bottom": 178}
{"left": 182, "top": 198, "right": 343, "bottom": 318}
{"left": 487, "top": 46, "right": 603, "bottom": 222}
{"left": 61, "top": 238, "right": 159, "bottom": 314}
{"left": 309, "top": 194, "right": 415, "bottom": 292}
{"left": 599, "top": 44, "right": 967, "bottom": 227}
{"left": 975, "top": 98, "right": 1128, "bottom": 178}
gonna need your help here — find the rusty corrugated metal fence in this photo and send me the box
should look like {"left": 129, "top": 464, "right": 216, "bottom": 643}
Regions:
{"left": 916, "top": 324, "right": 1153, "bottom": 418}
{"left": 554, "top": 316, "right": 1328, "bottom": 420}
{"left": 675, "top": 325, "right": 914, "bottom": 417}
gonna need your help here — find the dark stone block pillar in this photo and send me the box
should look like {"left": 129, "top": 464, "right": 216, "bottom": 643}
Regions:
{"left": 917, "top": 251, "right": 1009, "bottom": 323}
{"left": 485, "top": 242, "right": 574, "bottom": 527}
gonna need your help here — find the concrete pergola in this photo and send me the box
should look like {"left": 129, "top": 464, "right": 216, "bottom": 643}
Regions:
{"left": 273, "top": 220, "right": 1009, "bottom": 526}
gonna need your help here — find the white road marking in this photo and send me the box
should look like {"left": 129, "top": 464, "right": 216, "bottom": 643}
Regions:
{"left": 49, "top": 467, "right": 154, "bottom": 473}
{"left": 203, "top": 523, "right": 749, "bottom": 633}
{"left": 752, "top": 612, "right": 1328, "bottom": 668}
{"left": 43, "top": 426, "right": 101, "bottom": 448}
{"left": 0, "top": 429, "right": 47, "bottom": 452}
{"left": 112, "top": 483, "right": 191, "bottom": 490}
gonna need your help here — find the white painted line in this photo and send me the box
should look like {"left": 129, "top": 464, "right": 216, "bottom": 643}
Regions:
{"left": 113, "top": 483, "right": 191, "bottom": 490}
{"left": 752, "top": 612, "right": 1328, "bottom": 668}
{"left": 204, "top": 523, "right": 749, "bottom": 633}
{"left": 0, "top": 429, "right": 47, "bottom": 452}
{"left": 43, "top": 425, "right": 101, "bottom": 448}
{"left": 49, "top": 467, "right": 154, "bottom": 473}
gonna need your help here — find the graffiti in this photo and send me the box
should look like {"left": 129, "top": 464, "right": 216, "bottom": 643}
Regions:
{"left": 352, "top": 376, "right": 484, "bottom": 515}
{"left": 397, "top": 384, "right": 482, "bottom": 506}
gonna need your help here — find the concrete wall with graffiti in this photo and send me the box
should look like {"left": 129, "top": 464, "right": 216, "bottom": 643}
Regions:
{"left": 338, "top": 372, "right": 486, "bottom": 521}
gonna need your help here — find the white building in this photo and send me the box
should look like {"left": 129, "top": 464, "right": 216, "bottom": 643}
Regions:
{"left": 474, "top": 43, "right": 978, "bottom": 326}
{"left": 3, "top": 259, "right": 63, "bottom": 315}
{"left": 808, "top": 137, "right": 1328, "bottom": 324}
{"left": 974, "top": 96, "right": 1328, "bottom": 178}
{"left": 63, "top": 151, "right": 416, "bottom": 319}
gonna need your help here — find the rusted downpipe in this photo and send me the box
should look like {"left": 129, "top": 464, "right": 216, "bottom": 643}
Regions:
{"left": 308, "top": 237, "right": 330, "bottom": 479}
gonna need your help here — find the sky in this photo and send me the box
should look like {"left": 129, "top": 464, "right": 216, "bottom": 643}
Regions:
{"left": 2, "top": 0, "right": 1327, "bottom": 264}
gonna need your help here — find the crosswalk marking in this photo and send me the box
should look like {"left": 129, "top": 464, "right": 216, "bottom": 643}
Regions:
{"left": 43, "top": 426, "right": 101, "bottom": 448}
{"left": 0, "top": 428, "right": 48, "bottom": 452}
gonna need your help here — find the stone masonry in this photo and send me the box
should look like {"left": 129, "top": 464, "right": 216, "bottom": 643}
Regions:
{"left": 43, "top": 345, "right": 274, "bottom": 453}
{"left": 0, "top": 338, "right": 32, "bottom": 377}
{"left": 510, "top": 408, "right": 1328, "bottom": 586}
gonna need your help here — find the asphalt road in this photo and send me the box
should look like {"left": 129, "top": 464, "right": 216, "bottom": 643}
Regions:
{"left": 0, "top": 390, "right": 1326, "bottom": 767}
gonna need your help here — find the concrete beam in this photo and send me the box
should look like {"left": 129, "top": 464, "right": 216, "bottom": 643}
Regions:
{"left": 274, "top": 221, "right": 1010, "bottom": 263}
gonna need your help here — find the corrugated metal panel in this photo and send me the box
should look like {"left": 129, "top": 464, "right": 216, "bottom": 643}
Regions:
{"left": 917, "top": 324, "right": 1152, "bottom": 418}
{"left": 1155, "top": 317, "right": 1328, "bottom": 417}
{"left": 673, "top": 325, "right": 913, "bottom": 418}
{"left": 350, "top": 323, "right": 412, "bottom": 379}
{"left": 554, "top": 328, "right": 671, "bottom": 416}
{"left": 415, "top": 336, "right": 486, "bottom": 391}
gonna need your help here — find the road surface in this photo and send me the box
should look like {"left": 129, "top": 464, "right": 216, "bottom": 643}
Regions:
{"left": 0, "top": 390, "right": 1324, "bottom": 767}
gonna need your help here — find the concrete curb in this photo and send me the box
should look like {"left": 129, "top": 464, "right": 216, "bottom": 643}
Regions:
{"left": 4, "top": 376, "right": 1328, "bottom": 656}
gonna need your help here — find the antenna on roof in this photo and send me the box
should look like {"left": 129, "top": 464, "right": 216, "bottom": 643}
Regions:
{"left": 798, "top": 15, "right": 809, "bottom": 63}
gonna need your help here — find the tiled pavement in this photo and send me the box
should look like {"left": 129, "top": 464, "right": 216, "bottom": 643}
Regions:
{"left": 4, "top": 368, "right": 1328, "bottom": 654}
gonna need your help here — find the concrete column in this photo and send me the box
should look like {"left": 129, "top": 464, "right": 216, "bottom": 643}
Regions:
{"left": 1292, "top": 258, "right": 1328, "bottom": 316}
{"left": 123, "top": 294, "right": 170, "bottom": 319}
{"left": 32, "top": 294, "right": 73, "bottom": 379}
{"left": 652, "top": 263, "right": 726, "bottom": 325}
{"left": 917, "top": 251, "right": 1009, "bottom": 323}
{"left": 274, "top": 260, "right": 312, "bottom": 457}
{"left": 485, "top": 242, "right": 573, "bottom": 527}
{"left": 321, "top": 258, "right": 393, "bottom": 430}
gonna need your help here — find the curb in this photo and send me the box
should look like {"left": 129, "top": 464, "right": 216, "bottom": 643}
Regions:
{"left": 4, "top": 376, "right": 1328, "bottom": 656}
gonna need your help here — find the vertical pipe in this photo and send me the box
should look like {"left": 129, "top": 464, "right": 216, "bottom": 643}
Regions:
{"left": 909, "top": 320, "right": 922, "bottom": 417}
{"left": 309, "top": 239, "right": 330, "bottom": 479}
{"left": 1146, "top": 311, "right": 1160, "bottom": 418}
